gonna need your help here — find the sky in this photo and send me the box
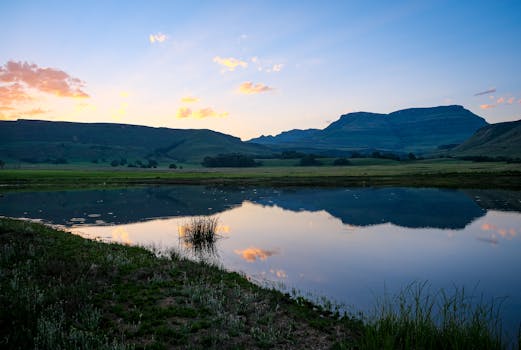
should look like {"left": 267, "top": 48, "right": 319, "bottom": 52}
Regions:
{"left": 1, "top": 0, "right": 520, "bottom": 140}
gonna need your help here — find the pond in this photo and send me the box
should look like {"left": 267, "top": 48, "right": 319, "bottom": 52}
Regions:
{"left": 1, "top": 185, "right": 520, "bottom": 334}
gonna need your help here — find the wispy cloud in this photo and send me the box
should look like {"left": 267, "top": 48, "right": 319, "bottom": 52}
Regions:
{"left": 507, "top": 97, "right": 515, "bottom": 104}
{"left": 176, "top": 106, "right": 228, "bottom": 119}
{"left": 238, "top": 81, "right": 274, "bottom": 94}
{"left": 234, "top": 247, "right": 278, "bottom": 262}
{"left": 180, "top": 96, "right": 199, "bottom": 103}
{"left": 474, "top": 88, "right": 496, "bottom": 96}
{"left": 149, "top": 32, "right": 167, "bottom": 43}
{"left": 480, "top": 104, "right": 495, "bottom": 109}
{"left": 213, "top": 56, "right": 247, "bottom": 71}
{"left": 250, "top": 57, "right": 284, "bottom": 73}
{"left": 0, "top": 61, "right": 89, "bottom": 100}
{"left": 19, "top": 107, "right": 47, "bottom": 116}
{"left": 271, "top": 63, "right": 284, "bottom": 72}
{"left": 496, "top": 97, "right": 505, "bottom": 104}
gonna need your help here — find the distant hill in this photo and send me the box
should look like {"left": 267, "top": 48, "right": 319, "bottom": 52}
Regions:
{"left": 451, "top": 119, "right": 521, "bottom": 158}
{"left": 249, "top": 105, "right": 488, "bottom": 153}
{"left": 0, "top": 119, "right": 270, "bottom": 164}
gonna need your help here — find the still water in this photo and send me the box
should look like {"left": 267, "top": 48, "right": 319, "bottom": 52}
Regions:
{"left": 1, "top": 186, "right": 520, "bottom": 331}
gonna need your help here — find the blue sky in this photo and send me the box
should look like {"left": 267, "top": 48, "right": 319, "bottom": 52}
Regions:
{"left": 1, "top": 0, "right": 520, "bottom": 139}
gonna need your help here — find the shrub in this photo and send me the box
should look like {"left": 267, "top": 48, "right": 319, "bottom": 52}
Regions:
{"left": 299, "top": 154, "right": 322, "bottom": 166}
{"left": 333, "top": 158, "right": 351, "bottom": 166}
{"left": 202, "top": 153, "right": 261, "bottom": 167}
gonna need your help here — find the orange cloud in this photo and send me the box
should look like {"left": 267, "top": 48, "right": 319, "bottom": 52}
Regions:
{"left": 234, "top": 247, "right": 278, "bottom": 262}
{"left": 238, "top": 81, "right": 274, "bottom": 94}
{"left": 193, "top": 108, "right": 228, "bottom": 118}
{"left": 480, "top": 104, "right": 495, "bottom": 109}
{"left": 213, "top": 56, "right": 247, "bottom": 71}
{"left": 180, "top": 96, "right": 199, "bottom": 103}
{"left": 176, "top": 106, "right": 228, "bottom": 119}
{"left": 507, "top": 97, "right": 515, "bottom": 104}
{"left": 0, "top": 83, "right": 32, "bottom": 105}
{"left": 19, "top": 108, "right": 47, "bottom": 116}
{"left": 176, "top": 107, "right": 192, "bottom": 118}
{"left": 0, "top": 61, "right": 89, "bottom": 101}
{"left": 149, "top": 32, "right": 167, "bottom": 43}
{"left": 497, "top": 97, "right": 505, "bottom": 104}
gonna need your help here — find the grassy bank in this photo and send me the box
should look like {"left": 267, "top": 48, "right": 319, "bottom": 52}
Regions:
{"left": 0, "top": 218, "right": 360, "bottom": 349}
{"left": 1, "top": 159, "right": 521, "bottom": 190}
{"left": 0, "top": 218, "right": 514, "bottom": 349}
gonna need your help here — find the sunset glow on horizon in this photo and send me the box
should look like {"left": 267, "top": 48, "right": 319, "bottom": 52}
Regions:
{"left": 1, "top": 1, "right": 520, "bottom": 140}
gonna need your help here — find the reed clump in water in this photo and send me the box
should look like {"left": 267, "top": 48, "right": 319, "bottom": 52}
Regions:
{"left": 179, "top": 216, "right": 219, "bottom": 255}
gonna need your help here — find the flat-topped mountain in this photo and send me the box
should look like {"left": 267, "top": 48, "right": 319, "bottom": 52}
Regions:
{"left": 250, "top": 105, "right": 488, "bottom": 153}
{"left": 451, "top": 119, "right": 521, "bottom": 158}
{"left": 0, "top": 119, "right": 270, "bottom": 163}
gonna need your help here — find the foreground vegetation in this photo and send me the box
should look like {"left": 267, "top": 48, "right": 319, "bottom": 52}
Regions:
{"left": 1, "top": 158, "right": 521, "bottom": 190}
{"left": 1, "top": 218, "right": 516, "bottom": 349}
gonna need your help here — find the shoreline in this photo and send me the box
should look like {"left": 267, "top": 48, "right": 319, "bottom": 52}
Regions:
{"left": 0, "top": 218, "right": 513, "bottom": 349}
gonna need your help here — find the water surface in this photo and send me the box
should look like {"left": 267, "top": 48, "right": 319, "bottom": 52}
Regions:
{"left": 1, "top": 186, "right": 520, "bottom": 333}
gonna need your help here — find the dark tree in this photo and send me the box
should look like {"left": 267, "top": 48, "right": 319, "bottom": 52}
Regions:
{"left": 202, "top": 153, "right": 260, "bottom": 167}
{"left": 280, "top": 151, "right": 305, "bottom": 159}
{"left": 372, "top": 151, "right": 382, "bottom": 159}
{"left": 408, "top": 152, "right": 417, "bottom": 160}
{"left": 350, "top": 151, "right": 362, "bottom": 158}
{"left": 333, "top": 158, "right": 351, "bottom": 166}
{"left": 110, "top": 160, "right": 120, "bottom": 167}
{"left": 0, "top": 160, "right": 5, "bottom": 169}
{"left": 169, "top": 163, "right": 177, "bottom": 169}
{"left": 299, "top": 154, "right": 322, "bottom": 166}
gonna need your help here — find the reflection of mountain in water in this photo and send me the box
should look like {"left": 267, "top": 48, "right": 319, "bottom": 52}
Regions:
{"left": 0, "top": 186, "right": 519, "bottom": 230}
{"left": 0, "top": 186, "right": 249, "bottom": 226}
{"left": 253, "top": 188, "right": 487, "bottom": 229}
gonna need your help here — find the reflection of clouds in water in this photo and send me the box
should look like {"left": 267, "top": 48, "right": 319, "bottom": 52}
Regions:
{"left": 270, "top": 268, "right": 287, "bottom": 279}
{"left": 234, "top": 247, "right": 278, "bottom": 262}
{"left": 70, "top": 217, "right": 85, "bottom": 223}
{"left": 481, "top": 223, "right": 518, "bottom": 238}
{"left": 217, "top": 225, "right": 231, "bottom": 235}
{"left": 111, "top": 227, "right": 132, "bottom": 245}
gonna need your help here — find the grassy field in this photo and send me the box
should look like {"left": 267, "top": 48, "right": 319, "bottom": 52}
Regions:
{"left": 1, "top": 158, "right": 521, "bottom": 189}
{"left": 0, "top": 218, "right": 513, "bottom": 349}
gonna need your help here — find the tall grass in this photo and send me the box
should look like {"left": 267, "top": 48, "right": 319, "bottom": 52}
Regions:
{"left": 359, "top": 281, "right": 506, "bottom": 350}
{"left": 178, "top": 216, "right": 220, "bottom": 257}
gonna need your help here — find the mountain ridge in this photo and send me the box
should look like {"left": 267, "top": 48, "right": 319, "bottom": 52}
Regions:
{"left": 249, "top": 105, "right": 488, "bottom": 153}
{"left": 0, "top": 119, "right": 270, "bottom": 163}
{"left": 451, "top": 119, "right": 521, "bottom": 158}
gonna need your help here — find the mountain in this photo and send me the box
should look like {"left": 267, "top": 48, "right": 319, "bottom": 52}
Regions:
{"left": 0, "top": 119, "right": 270, "bottom": 164}
{"left": 451, "top": 119, "right": 521, "bottom": 158}
{"left": 249, "top": 105, "right": 488, "bottom": 153}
